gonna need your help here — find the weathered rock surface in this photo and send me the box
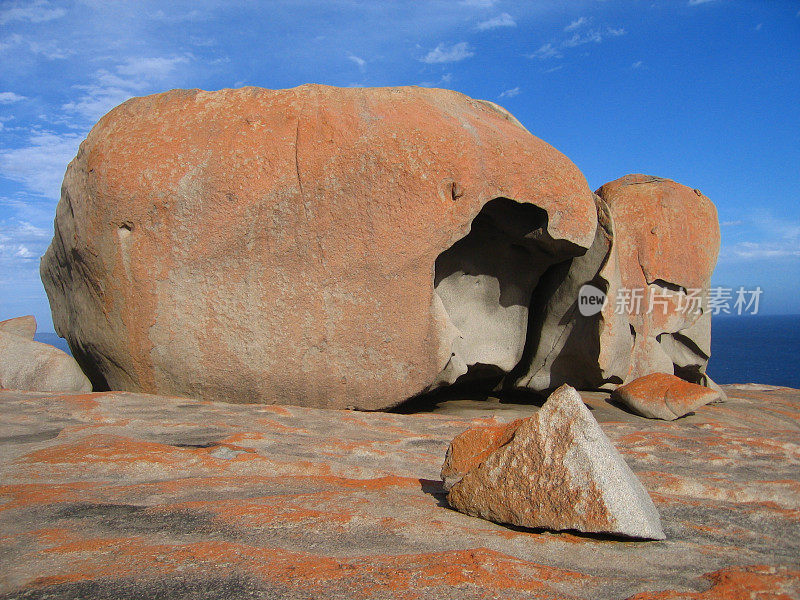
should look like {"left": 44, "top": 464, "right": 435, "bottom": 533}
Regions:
{"left": 0, "top": 315, "right": 37, "bottom": 340}
{"left": 40, "top": 84, "right": 598, "bottom": 409}
{"left": 1, "top": 384, "right": 798, "bottom": 599}
{"left": 596, "top": 175, "right": 721, "bottom": 386}
{"left": 511, "top": 193, "right": 632, "bottom": 393}
{"left": 0, "top": 332, "right": 91, "bottom": 393}
{"left": 444, "top": 385, "right": 665, "bottom": 539}
{"left": 614, "top": 372, "right": 722, "bottom": 420}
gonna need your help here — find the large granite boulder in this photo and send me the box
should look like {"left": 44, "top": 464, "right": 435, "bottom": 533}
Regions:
{"left": 595, "top": 175, "right": 720, "bottom": 386}
{"left": 41, "top": 85, "right": 598, "bottom": 409}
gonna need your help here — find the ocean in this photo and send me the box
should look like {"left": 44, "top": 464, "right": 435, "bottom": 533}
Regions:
{"left": 32, "top": 314, "right": 800, "bottom": 390}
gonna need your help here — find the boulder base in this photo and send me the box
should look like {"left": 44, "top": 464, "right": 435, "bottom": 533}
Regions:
{"left": 1, "top": 384, "right": 797, "bottom": 599}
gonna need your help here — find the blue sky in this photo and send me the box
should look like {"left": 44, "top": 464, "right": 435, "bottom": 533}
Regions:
{"left": 1, "top": 0, "right": 798, "bottom": 330}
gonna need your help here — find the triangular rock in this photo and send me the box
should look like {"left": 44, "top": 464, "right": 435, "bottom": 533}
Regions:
{"left": 442, "top": 385, "right": 665, "bottom": 540}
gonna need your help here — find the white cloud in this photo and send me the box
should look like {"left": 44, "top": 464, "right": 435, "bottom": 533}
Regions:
{"left": 347, "top": 52, "right": 366, "bottom": 69}
{"left": 421, "top": 42, "right": 474, "bottom": 64}
{"left": 688, "top": 0, "right": 716, "bottom": 4}
{"left": 149, "top": 9, "right": 207, "bottom": 23}
{"left": 499, "top": 86, "right": 520, "bottom": 99}
{"left": 632, "top": 60, "right": 643, "bottom": 69}
{"left": 460, "top": 0, "right": 497, "bottom": 7}
{"left": 562, "top": 26, "right": 624, "bottom": 48}
{"left": 565, "top": 17, "right": 588, "bottom": 32}
{"left": 115, "top": 55, "right": 193, "bottom": 81}
{"left": 527, "top": 43, "right": 562, "bottom": 60}
{"left": 0, "top": 33, "right": 73, "bottom": 60}
{"left": 755, "top": 23, "right": 762, "bottom": 31}
{"left": 0, "top": 130, "right": 83, "bottom": 198}
{"left": 563, "top": 30, "right": 603, "bottom": 47}
{"left": 0, "top": 92, "right": 26, "bottom": 104}
{"left": 418, "top": 73, "right": 454, "bottom": 88}
{"left": 62, "top": 54, "right": 193, "bottom": 122}
{"left": 726, "top": 242, "right": 800, "bottom": 260}
{"left": 0, "top": 219, "right": 50, "bottom": 261}
{"left": 0, "top": 1, "right": 66, "bottom": 25}
{"left": 720, "top": 214, "right": 800, "bottom": 261}
{"left": 476, "top": 13, "right": 516, "bottom": 31}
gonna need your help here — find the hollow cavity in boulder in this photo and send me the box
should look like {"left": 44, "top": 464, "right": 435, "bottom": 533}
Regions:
{"left": 432, "top": 197, "right": 581, "bottom": 392}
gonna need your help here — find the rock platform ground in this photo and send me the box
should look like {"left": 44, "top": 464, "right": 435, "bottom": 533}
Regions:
{"left": 1, "top": 385, "right": 798, "bottom": 599}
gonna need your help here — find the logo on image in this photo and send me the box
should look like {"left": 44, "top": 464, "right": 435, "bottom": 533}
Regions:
{"left": 578, "top": 284, "right": 606, "bottom": 317}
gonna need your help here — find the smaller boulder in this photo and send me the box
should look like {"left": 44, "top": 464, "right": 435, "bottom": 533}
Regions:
{"left": 0, "top": 332, "right": 91, "bottom": 393}
{"left": 613, "top": 372, "right": 721, "bottom": 420}
{"left": 0, "top": 315, "right": 37, "bottom": 340}
{"left": 442, "top": 385, "right": 665, "bottom": 540}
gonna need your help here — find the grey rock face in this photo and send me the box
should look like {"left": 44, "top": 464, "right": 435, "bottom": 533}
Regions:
{"left": 445, "top": 385, "right": 666, "bottom": 540}
{"left": 0, "top": 332, "right": 91, "bottom": 393}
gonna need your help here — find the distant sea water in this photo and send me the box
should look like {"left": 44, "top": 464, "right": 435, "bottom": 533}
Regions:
{"left": 706, "top": 314, "right": 800, "bottom": 389}
{"left": 33, "top": 314, "right": 800, "bottom": 390}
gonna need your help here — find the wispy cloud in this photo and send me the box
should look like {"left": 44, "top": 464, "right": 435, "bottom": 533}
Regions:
{"left": 563, "top": 30, "right": 603, "bottom": 47}
{"left": 726, "top": 242, "right": 800, "bottom": 260}
{"left": 0, "top": 219, "right": 50, "bottom": 261}
{"left": 499, "top": 86, "right": 520, "bottom": 99}
{"left": 476, "top": 13, "right": 516, "bottom": 31}
{"left": 632, "top": 60, "right": 643, "bottom": 69}
{"left": 0, "top": 33, "right": 73, "bottom": 60}
{"left": 0, "top": 130, "right": 83, "bottom": 198}
{"left": 565, "top": 17, "right": 588, "bottom": 32}
{"left": 720, "top": 214, "right": 800, "bottom": 261}
{"left": 62, "top": 54, "right": 193, "bottom": 123}
{"left": 530, "top": 25, "right": 626, "bottom": 60}
{"left": 419, "top": 73, "right": 454, "bottom": 88}
{"left": 460, "top": 0, "right": 497, "bottom": 7}
{"left": 527, "top": 42, "right": 562, "bottom": 60}
{"left": 0, "top": 1, "right": 66, "bottom": 25}
{"left": 688, "top": 0, "right": 716, "bottom": 4}
{"left": 0, "top": 92, "right": 26, "bottom": 104}
{"left": 421, "top": 42, "right": 474, "bottom": 64}
{"left": 346, "top": 52, "right": 366, "bottom": 70}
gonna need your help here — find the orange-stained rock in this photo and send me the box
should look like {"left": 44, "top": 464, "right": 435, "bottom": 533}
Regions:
{"left": 596, "top": 175, "right": 721, "bottom": 387}
{"left": 613, "top": 372, "right": 722, "bottom": 420}
{"left": 623, "top": 565, "right": 800, "bottom": 600}
{"left": 440, "top": 418, "right": 523, "bottom": 491}
{"left": 444, "top": 385, "right": 665, "bottom": 540}
{"left": 0, "top": 315, "right": 37, "bottom": 340}
{"left": 40, "top": 84, "right": 598, "bottom": 409}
